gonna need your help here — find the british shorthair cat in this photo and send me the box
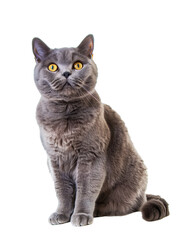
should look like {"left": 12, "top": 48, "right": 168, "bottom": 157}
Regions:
{"left": 32, "top": 35, "right": 169, "bottom": 226}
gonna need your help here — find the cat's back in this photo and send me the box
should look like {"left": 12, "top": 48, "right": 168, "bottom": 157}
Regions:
{"left": 103, "top": 104, "right": 129, "bottom": 147}
{"left": 103, "top": 103, "right": 147, "bottom": 185}
{"left": 103, "top": 104, "right": 144, "bottom": 169}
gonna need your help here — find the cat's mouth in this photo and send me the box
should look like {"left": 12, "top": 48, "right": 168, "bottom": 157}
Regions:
{"left": 49, "top": 78, "right": 73, "bottom": 91}
{"left": 61, "top": 81, "right": 73, "bottom": 90}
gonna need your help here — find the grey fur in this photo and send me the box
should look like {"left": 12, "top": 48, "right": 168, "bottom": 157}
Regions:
{"left": 32, "top": 35, "right": 169, "bottom": 226}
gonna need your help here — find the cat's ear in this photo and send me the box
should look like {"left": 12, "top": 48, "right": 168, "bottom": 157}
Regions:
{"left": 77, "top": 34, "right": 94, "bottom": 58}
{"left": 32, "top": 38, "right": 50, "bottom": 62}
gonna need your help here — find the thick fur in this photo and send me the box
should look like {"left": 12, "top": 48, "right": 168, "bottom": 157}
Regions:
{"left": 141, "top": 194, "right": 169, "bottom": 221}
{"left": 32, "top": 35, "right": 169, "bottom": 226}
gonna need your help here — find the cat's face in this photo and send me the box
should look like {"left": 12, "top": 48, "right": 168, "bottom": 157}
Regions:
{"left": 32, "top": 35, "right": 98, "bottom": 101}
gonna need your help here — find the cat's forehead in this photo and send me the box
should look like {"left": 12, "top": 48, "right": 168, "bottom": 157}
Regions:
{"left": 47, "top": 48, "right": 74, "bottom": 63}
{"left": 47, "top": 48, "right": 87, "bottom": 64}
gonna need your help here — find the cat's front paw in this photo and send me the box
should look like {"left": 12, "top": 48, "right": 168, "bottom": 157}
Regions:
{"left": 49, "top": 212, "right": 70, "bottom": 225}
{"left": 71, "top": 213, "right": 93, "bottom": 227}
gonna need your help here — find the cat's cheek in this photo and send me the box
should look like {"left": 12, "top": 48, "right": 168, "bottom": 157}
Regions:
{"left": 36, "top": 80, "right": 52, "bottom": 98}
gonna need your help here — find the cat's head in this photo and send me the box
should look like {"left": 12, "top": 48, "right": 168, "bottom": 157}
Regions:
{"left": 32, "top": 35, "right": 98, "bottom": 101}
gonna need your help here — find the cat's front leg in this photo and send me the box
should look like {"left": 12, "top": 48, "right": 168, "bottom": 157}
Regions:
{"left": 48, "top": 157, "right": 75, "bottom": 225}
{"left": 71, "top": 157, "right": 105, "bottom": 227}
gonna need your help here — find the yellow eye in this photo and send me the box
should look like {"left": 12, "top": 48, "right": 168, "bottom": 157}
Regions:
{"left": 48, "top": 63, "right": 58, "bottom": 72}
{"left": 74, "top": 62, "right": 83, "bottom": 70}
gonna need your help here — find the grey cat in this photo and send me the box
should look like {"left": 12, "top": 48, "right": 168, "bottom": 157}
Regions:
{"left": 32, "top": 35, "right": 169, "bottom": 227}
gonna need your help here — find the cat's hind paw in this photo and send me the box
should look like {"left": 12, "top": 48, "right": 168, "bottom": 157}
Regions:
{"left": 49, "top": 212, "right": 70, "bottom": 225}
{"left": 71, "top": 213, "right": 93, "bottom": 227}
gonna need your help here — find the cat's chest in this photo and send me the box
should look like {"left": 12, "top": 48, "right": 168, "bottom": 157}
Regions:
{"left": 40, "top": 119, "right": 80, "bottom": 157}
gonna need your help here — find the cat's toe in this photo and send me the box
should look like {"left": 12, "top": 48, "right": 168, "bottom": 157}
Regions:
{"left": 71, "top": 213, "right": 93, "bottom": 227}
{"left": 49, "top": 212, "right": 70, "bottom": 225}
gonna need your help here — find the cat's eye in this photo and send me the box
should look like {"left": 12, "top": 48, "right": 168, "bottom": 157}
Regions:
{"left": 48, "top": 63, "right": 58, "bottom": 72}
{"left": 73, "top": 62, "right": 83, "bottom": 70}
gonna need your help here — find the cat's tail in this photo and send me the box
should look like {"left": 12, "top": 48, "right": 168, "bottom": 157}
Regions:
{"left": 141, "top": 194, "right": 169, "bottom": 221}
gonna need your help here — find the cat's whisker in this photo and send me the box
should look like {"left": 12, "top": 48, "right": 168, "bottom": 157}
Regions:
{"left": 73, "top": 81, "right": 98, "bottom": 107}
{"left": 77, "top": 88, "right": 96, "bottom": 108}
{"left": 80, "top": 85, "right": 100, "bottom": 104}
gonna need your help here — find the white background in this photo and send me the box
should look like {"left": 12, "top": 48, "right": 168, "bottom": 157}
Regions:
{"left": 0, "top": 0, "right": 180, "bottom": 239}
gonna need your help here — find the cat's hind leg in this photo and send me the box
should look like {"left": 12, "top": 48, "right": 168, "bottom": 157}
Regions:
{"left": 94, "top": 188, "right": 146, "bottom": 217}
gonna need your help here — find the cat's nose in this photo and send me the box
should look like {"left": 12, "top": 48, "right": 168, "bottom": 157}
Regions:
{"left": 63, "top": 71, "right": 71, "bottom": 79}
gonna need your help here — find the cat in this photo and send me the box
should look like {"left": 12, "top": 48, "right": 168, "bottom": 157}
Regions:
{"left": 32, "top": 35, "right": 169, "bottom": 226}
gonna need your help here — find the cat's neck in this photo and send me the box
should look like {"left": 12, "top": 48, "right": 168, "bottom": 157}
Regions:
{"left": 39, "top": 90, "right": 101, "bottom": 118}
